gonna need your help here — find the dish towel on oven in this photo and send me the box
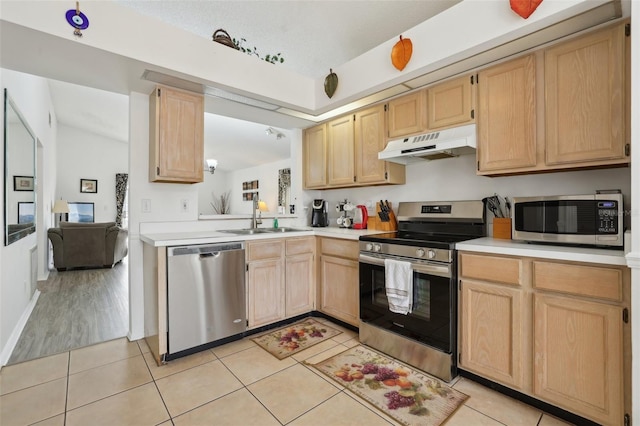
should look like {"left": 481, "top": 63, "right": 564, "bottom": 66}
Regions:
{"left": 384, "top": 258, "right": 413, "bottom": 314}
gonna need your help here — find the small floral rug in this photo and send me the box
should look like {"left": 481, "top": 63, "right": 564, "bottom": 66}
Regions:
{"left": 308, "top": 345, "right": 468, "bottom": 426}
{"left": 252, "top": 318, "right": 342, "bottom": 359}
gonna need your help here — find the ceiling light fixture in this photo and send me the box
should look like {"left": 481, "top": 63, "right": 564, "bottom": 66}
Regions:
{"left": 265, "top": 127, "right": 286, "bottom": 140}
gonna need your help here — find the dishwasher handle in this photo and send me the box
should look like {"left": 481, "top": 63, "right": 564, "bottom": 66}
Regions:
{"left": 168, "top": 242, "right": 244, "bottom": 256}
{"left": 199, "top": 252, "right": 221, "bottom": 259}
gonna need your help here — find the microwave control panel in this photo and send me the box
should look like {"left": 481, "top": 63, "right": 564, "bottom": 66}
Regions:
{"left": 597, "top": 201, "right": 619, "bottom": 234}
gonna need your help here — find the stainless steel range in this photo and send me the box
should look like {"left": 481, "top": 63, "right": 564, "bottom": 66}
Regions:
{"left": 359, "top": 200, "right": 486, "bottom": 382}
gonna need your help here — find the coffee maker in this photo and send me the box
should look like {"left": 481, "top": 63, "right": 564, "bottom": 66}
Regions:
{"left": 311, "top": 199, "right": 328, "bottom": 227}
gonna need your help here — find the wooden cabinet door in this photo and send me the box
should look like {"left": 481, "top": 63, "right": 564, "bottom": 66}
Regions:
{"left": 285, "top": 252, "right": 314, "bottom": 317}
{"left": 247, "top": 259, "right": 285, "bottom": 328}
{"left": 427, "top": 75, "right": 475, "bottom": 130}
{"left": 327, "top": 115, "right": 355, "bottom": 187}
{"left": 386, "top": 91, "right": 427, "bottom": 138}
{"left": 477, "top": 55, "right": 537, "bottom": 173}
{"left": 355, "top": 105, "right": 387, "bottom": 184}
{"left": 545, "top": 24, "right": 626, "bottom": 166}
{"left": 320, "top": 255, "right": 359, "bottom": 326}
{"left": 149, "top": 85, "right": 204, "bottom": 183}
{"left": 303, "top": 124, "right": 327, "bottom": 189}
{"left": 459, "top": 280, "right": 525, "bottom": 389}
{"left": 534, "top": 293, "right": 624, "bottom": 425}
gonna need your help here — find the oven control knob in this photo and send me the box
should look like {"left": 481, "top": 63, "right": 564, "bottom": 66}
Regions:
{"left": 427, "top": 250, "right": 436, "bottom": 259}
{"left": 416, "top": 248, "right": 425, "bottom": 257}
{"left": 373, "top": 244, "right": 382, "bottom": 252}
{"left": 365, "top": 243, "right": 373, "bottom": 251}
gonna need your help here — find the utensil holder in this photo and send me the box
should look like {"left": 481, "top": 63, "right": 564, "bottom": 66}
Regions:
{"left": 493, "top": 218, "right": 512, "bottom": 239}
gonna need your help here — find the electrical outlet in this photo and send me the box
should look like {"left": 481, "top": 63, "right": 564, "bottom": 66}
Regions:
{"left": 365, "top": 200, "right": 373, "bottom": 209}
{"left": 181, "top": 199, "right": 189, "bottom": 212}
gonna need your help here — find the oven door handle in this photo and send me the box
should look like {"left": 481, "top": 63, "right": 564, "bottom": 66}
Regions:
{"left": 359, "top": 254, "right": 451, "bottom": 278}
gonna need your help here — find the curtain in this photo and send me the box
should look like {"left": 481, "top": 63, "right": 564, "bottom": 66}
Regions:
{"left": 115, "top": 173, "right": 128, "bottom": 227}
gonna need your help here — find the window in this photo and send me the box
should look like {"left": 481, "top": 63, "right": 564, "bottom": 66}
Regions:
{"left": 66, "top": 202, "right": 94, "bottom": 223}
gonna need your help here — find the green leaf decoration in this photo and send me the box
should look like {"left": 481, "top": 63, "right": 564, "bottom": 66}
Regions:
{"left": 324, "top": 69, "right": 338, "bottom": 99}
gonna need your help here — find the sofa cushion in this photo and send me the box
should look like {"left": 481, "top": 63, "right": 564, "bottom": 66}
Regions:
{"left": 62, "top": 226, "right": 107, "bottom": 266}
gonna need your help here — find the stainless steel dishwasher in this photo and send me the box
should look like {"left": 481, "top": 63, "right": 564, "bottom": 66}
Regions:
{"left": 167, "top": 242, "right": 246, "bottom": 355}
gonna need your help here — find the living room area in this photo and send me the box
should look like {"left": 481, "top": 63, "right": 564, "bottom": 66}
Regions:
{"left": 6, "top": 78, "right": 131, "bottom": 365}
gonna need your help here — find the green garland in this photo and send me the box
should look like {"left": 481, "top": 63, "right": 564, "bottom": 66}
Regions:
{"left": 232, "top": 37, "right": 284, "bottom": 64}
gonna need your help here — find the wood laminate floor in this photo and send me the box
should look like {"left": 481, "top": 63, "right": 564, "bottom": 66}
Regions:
{"left": 8, "top": 258, "right": 129, "bottom": 365}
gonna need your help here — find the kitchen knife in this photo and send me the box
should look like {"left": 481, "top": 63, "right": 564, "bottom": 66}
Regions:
{"left": 380, "top": 200, "right": 389, "bottom": 221}
{"left": 384, "top": 200, "right": 391, "bottom": 222}
{"left": 378, "top": 201, "right": 386, "bottom": 221}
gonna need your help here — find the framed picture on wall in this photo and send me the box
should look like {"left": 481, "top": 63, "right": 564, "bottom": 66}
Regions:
{"left": 17, "top": 202, "right": 35, "bottom": 223}
{"left": 13, "top": 176, "right": 34, "bottom": 191}
{"left": 80, "top": 178, "right": 98, "bottom": 193}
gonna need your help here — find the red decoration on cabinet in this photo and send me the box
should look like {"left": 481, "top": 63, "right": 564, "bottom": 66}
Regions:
{"left": 510, "top": 0, "right": 543, "bottom": 19}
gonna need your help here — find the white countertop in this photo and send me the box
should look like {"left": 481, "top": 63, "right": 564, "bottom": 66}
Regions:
{"left": 456, "top": 237, "right": 628, "bottom": 266}
{"left": 140, "top": 226, "right": 385, "bottom": 247}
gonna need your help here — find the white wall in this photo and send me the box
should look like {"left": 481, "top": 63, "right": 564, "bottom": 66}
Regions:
{"left": 197, "top": 169, "right": 230, "bottom": 215}
{"left": 0, "top": 69, "right": 57, "bottom": 365}
{"left": 226, "top": 159, "right": 291, "bottom": 216}
{"left": 56, "top": 125, "right": 128, "bottom": 223}
{"left": 318, "top": 155, "right": 632, "bottom": 231}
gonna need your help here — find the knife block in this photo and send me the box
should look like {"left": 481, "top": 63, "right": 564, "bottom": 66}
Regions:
{"left": 368, "top": 202, "right": 398, "bottom": 231}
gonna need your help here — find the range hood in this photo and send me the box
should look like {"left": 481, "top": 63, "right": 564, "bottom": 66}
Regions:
{"left": 379, "top": 124, "right": 476, "bottom": 164}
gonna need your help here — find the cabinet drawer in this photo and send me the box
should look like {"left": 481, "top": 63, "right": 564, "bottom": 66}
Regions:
{"left": 320, "top": 238, "right": 358, "bottom": 260}
{"left": 286, "top": 237, "right": 314, "bottom": 256}
{"left": 247, "top": 239, "right": 284, "bottom": 262}
{"left": 533, "top": 261, "right": 622, "bottom": 302}
{"left": 459, "top": 253, "right": 522, "bottom": 286}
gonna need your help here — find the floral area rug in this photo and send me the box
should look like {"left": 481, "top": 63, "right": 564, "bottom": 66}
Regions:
{"left": 308, "top": 345, "right": 468, "bottom": 426}
{"left": 251, "top": 318, "right": 342, "bottom": 359}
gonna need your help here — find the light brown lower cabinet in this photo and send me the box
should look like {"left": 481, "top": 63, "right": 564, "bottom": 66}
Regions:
{"left": 318, "top": 237, "right": 359, "bottom": 326}
{"left": 459, "top": 280, "right": 525, "bottom": 390}
{"left": 458, "top": 252, "right": 630, "bottom": 425}
{"left": 247, "top": 237, "right": 316, "bottom": 329}
{"left": 247, "top": 240, "right": 285, "bottom": 328}
{"left": 285, "top": 237, "right": 315, "bottom": 317}
{"left": 533, "top": 293, "right": 624, "bottom": 425}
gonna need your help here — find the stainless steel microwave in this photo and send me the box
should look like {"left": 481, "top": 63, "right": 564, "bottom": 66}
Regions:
{"left": 512, "top": 192, "right": 624, "bottom": 248}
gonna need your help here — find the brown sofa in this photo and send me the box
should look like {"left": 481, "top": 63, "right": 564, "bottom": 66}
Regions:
{"left": 48, "top": 222, "right": 128, "bottom": 271}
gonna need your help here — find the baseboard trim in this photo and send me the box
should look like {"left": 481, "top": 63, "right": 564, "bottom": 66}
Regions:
{"left": 0, "top": 290, "right": 41, "bottom": 367}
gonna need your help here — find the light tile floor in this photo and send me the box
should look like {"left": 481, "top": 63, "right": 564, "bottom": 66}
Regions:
{"left": 0, "top": 318, "right": 575, "bottom": 426}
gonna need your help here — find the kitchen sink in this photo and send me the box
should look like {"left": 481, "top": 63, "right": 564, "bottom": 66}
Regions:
{"left": 219, "top": 227, "right": 306, "bottom": 235}
{"left": 219, "top": 228, "right": 274, "bottom": 235}
{"left": 265, "top": 227, "right": 306, "bottom": 233}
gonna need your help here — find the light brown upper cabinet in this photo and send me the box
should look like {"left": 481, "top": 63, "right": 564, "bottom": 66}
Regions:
{"left": 327, "top": 114, "right": 356, "bottom": 186}
{"left": 149, "top": 85, "right": 204, "bottom": 183}
{"left": 477, "top": 54, "right": 537, "bottom": 174}
{"left": 477, "top": 21, "right": 629, "bottom": 176}
{"left": 386, "top": 90, "right": 427, "bottom": 138}
{"left": 427, "top": 75, "right": 475, "bottom": 130}
{"left": 545, "top": 23, "right": 628, "bottom": 167}
{"left": 355, "top": 105, "right": 405, "bottom": 185}
{"left": 303, "top": 124, "right": 327, "bottom": 189}
{"left": 303, "top": 106, "right": 404, "bottom": 190}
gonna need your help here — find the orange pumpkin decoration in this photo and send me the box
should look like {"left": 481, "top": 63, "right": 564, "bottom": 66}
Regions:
{"left": 391, "top": 35, "right": 412, "bottom": 71}
{"left": 510, "top": 0, "right": 543, "bottom": 19}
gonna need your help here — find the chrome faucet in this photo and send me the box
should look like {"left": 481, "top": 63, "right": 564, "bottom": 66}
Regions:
{"left": 251, "top": 194, "right": 262, "bottom": 228}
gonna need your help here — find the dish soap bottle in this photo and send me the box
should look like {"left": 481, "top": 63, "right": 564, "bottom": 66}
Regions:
{"left": 273, "top": 217, "right": 279, "bottom": 229}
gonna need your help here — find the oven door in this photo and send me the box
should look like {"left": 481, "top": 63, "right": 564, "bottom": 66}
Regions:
{"left": 359, "top": 253, "right": 455, "bottom": 353}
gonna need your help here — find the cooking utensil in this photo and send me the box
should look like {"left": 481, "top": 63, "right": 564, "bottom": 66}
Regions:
{"left": 483, "top": 196, "right": 503, "bottom": 218}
